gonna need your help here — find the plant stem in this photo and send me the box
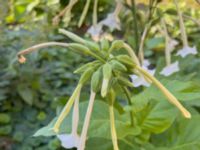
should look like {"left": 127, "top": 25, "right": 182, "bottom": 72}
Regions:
{"left": 130, "top": 0, "right": 139, "bottom": 53}
{"left": 121, "top": 86, "right": 134, "bottom": 126}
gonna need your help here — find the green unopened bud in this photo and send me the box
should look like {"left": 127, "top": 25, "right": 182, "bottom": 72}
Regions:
{"left": 109, "top": 40, "right": 124, "bottom": 53}
{"left": 101, "top": 63, "right": 112, "bottom": 97}
{"left": 103, "top": 63, "right": 112, "bottom": 79}
{"left": 68, "top": 43, "right": 91, "bottom": 55}
{"left": 100, "top": 38, "right": 110, "bottom": 51}
{"left": 79, "top": 68, "right": 94, "bottom": 84}
{"left": 59, "top": 29, "right": 85, "bottom": 44}
{"left": 74, "top": 60, "right": 101, "bottom": 74}
{"left": 110, "top": 60, "right": 127, "bottom": 72}
{"left": 91, "top": 69, "right": 102, "bottom": 92}
{"left": 116, "top": 55, "right": 136, "bottom": 68}
{"left": 85, "top": 41, "right": 100, "bottom": 51}
{"left": 117, "top": 76, "right": 133, "bottom": 87}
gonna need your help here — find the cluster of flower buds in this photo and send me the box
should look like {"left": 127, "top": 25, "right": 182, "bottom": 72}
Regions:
{"left": 17, "top": 29, "right": 191, "bottom": 150}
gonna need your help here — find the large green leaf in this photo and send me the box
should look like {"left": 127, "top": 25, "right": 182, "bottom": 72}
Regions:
{"left": 135, "top": 101, "right": 178, "bottom": 134}
{"left": 34, "top": 100, "right": 141, "bottom": 140}
{"left": 151, "top": 115, "right": 200, "bottom": 150}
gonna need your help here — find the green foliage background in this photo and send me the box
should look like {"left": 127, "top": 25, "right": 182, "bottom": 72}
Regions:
{"left": 0, "top": 0, "right": 200, "bottom": 150}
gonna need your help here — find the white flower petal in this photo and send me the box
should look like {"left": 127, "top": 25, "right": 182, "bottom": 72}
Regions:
{"left": 101, "top": 13, "right": 120, "bottom": 31}
{"left": 160, "top": 61, "right": 180, "bottom": 76}
{"left": 169, "top": 39, "right": 178, "bottom": 52}
{"left": 131, "top": 62, "right": 156, "bottom": 87}
{"left": 143, "top": 59, "right": 150, "bottom": 67}
{"left": 176, "top": 46, "right": 198, "bottom": 58}
{"left": 87, "top": 24, "right": 102, "bottom": 37}
{"left": 131, "top": 74, "right": 151, "bottom": 87}
{"left": 57, "top": 134, "right": 80, "bottom": 149}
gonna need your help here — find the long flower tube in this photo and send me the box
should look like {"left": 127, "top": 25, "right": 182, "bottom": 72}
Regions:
{"left": 135, "top": 65, "right": 191, "bottom": 119}
{"left": 57, "top": 88, "right": 81, "bottom": 148}
{"left": 78, "top": 91, "right": 96, "bottom": 150}
{"left": 138, "top": 25, "right": 148, "bottom": 65}
{"left": 78, "top": 0, "right": 91, "bottom": 27}
{"left": 174, "top": 0, "right": 197, "bottom": 58}
{"left": 108, "top": 90, "right": 119, "bottom": 150}
{"left": 53, "top": 84, "right": 82, "bottom": 133}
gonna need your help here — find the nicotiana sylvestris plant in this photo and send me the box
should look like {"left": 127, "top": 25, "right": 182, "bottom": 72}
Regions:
{"left": 17, "top": 29, "right": 191, "bottom": 150}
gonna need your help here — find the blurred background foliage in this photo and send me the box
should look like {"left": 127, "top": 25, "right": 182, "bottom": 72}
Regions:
{"left": 0, "top": 0, "right": 200, "bottom": 150}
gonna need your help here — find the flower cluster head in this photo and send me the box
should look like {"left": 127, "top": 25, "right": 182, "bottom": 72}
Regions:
{"left": 17, "top": 29, "right": 191, "bottom": 150}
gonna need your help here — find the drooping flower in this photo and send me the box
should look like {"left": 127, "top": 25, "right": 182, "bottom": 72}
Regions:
{"left": 174, "top": 0, "right": 198, "bottom": 58}
{"left": 57, "top": 86, "right": 81, "bottom": 149}
{"left": 160, "top": 61, "right": 180, "bottom": 76}
{"left": 176, "top": 46, "right": 198, "bottom": 58}
{"left": 87, "top": 24, "right": 103, "bottom": 41}
{"left": 101, "top": 13, "right": 121, "bottom": 31}
{"left": 131, "top": 60, "right": 156, "bottom": 87}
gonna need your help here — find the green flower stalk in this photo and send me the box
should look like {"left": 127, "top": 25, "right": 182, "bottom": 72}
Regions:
{"left": 78, "top": 91, "right": 96, "bottom": 150}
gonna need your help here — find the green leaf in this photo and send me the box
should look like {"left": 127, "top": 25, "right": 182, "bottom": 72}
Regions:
{"left": 135, "top": 101, "right": 178, "bottom": 134}
{"left": 17, "top": 84, "right": 34, "bottom": 105}
{"left": 151, "top": 115, "right": 200, "bottom": 150}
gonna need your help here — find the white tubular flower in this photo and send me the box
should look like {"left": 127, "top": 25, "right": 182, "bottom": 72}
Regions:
{"left": 176, "top": 46, "right": 198, "bottom": 58}
{"left": 78, "top": 91, "right": 96, "bottom": 150}
{"left": 101, "top": 13, "right": 121, "bottom": 31}
{"left": 57, "top": 134, "right": 80, "bottom": 149}
{"left": 131, "top": 60, "right": 156, "bottom": 87}
{"left": 57, "top": 87, "right": 81, "bottom": 149}
{"left": 87, "top": 24, "right": 103, "bottom": 41}
{"left": 168, "top": 39, "right": 178, "bottom": 52}
{"left": 160, "top": 61, "right": 180, "bottom": 76}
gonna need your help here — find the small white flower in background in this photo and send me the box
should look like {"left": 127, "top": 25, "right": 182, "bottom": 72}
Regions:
{"left": 176, "top": 46, "right": 198, "bottom": 58}
{"left": 168, "top": 39, "right": 178, "bottom": 52}
{"left": 101, "top": 13, "right": 121, "bottom": 31}
{"left": 131, "top": 60, "right": 156, "bottom": 87}
{"left": 57, "top": 134, "right": 80, "bottom": 149}
{"left": 87, "top": 24, "right": 103, "bottom": 41}
{"left": 160, "top": 61, "right": 180, "bottom": 76}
